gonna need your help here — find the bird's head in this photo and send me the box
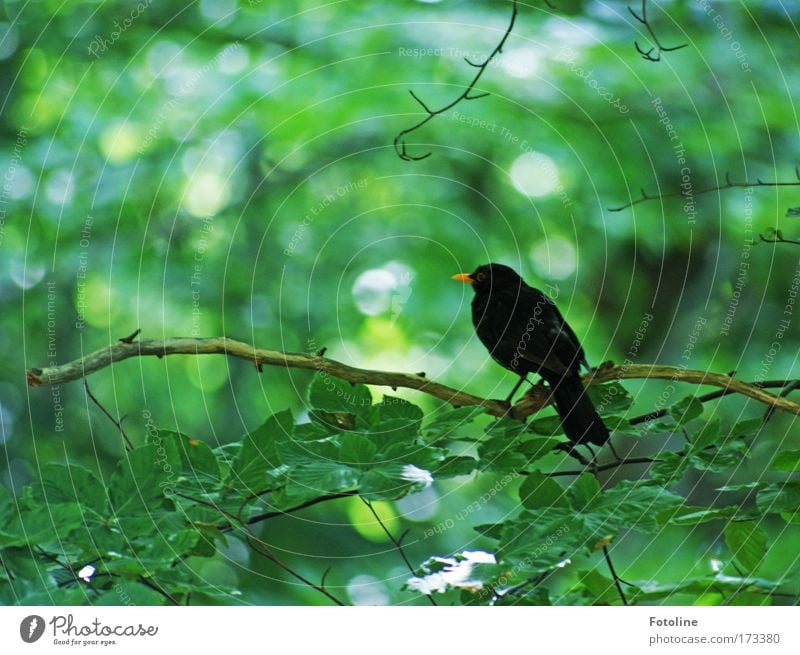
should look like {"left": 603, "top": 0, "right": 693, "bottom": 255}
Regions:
{"left": 452, "top": 263, "right": 523, "bottom": 292}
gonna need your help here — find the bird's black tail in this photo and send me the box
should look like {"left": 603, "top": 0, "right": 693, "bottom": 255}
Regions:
{"left": 545, "top": 373, "right": 609, "bottom": 446}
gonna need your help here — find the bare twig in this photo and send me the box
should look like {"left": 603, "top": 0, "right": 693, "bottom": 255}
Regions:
{"left": 547, "top": 456, "right": 657, "bottom": 477}
{"left": 362, "top": 498, "right": 437, "bottom": 606}
{"left": 137, "top": 576, "right": 180, "bottom": 606}
{"left": 603, "top": 546, "right": 628, "bottom": 605}
{"left": 243, "top": 529, "right": 346, "bottom": 606}
{"left": 610, "top": 168, "right": 800, "bottom": 212}
{"left": 176, "top": 490, "right": 347, "bottom": 605}
{"left": 759, "top": 228, "right": 800, "bottom": 247}
{"left": 244, "top": 492, "right": 357, "bottom": 525}
{"left": 628, "top": 0, "right": 687, "bottom": 62}
{"left": 393, "top": 0, "right": 518, "bottom": 160}
{"left": 118, "top": 328, "right": 141, "bottom": 344}
{"left": 83, "top": 379, "right": 134, "bottom": 451}
{"left": 26, "top": 336, "right": 800, "bottom": 420}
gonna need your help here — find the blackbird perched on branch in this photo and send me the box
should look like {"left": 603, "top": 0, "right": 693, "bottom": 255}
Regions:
{"left": 453, "top": 263, "right": 609, "bottom": 446}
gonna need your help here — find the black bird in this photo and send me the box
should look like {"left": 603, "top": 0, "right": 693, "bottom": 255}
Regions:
{"left": 453, "top": 263, "right": 609, "bottom": 446}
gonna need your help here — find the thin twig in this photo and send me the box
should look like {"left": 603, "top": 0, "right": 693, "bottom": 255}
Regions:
{"left": 138, "top": 576, "right": 180, "bottom": 606}
{"left": 83, "top": 379, "right": 134, "bottom": 451}
{"left": 26, "top": 336, "right": 800, "bottom": 420}
{"left": 176, "top": 491, "right": 347, "bottom": 605}
{"left": 610, "top": 168, "right": 800, "bottom": 212}
{"left": 118, "top": 328, "right": 141, "bottom": 344}
{"left": 244, "top": 492, "right": 357, "bottom": 526}
{"left": 628, "top": 0, "right": 687, "bottom": 62}
{"left": 362, "top": 498, "right": 437, "bottom": 606}
{"left": 393, "top": 0, "right": 518, "bottom": 160}
{"left": 243, "top": 529, "right": 346, "bottom": 606}
{"left": 547, "top": 456, "right": 657, "bottom": 477}
{"left": 759, "top": 228, "right": 800, "bottom": 247}
{"left": 603, "top": 545, "right": 628, "bottom": 605}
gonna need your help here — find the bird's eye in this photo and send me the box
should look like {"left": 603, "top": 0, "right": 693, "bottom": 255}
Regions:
{"left": 475, "top": 272, "right": 486, "bottom": 282}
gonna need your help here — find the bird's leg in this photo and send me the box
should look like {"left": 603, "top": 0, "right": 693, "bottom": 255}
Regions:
{"left": 583, "top": 443, "right": 600, "bottom": 473}
{"left": 607, "top": 440, "right": 622, "bottom": 461}
{"left": 504, "top": 375, "right": 528, "bottom": 405}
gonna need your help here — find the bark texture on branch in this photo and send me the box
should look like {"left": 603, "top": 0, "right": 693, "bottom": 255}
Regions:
{"left": 25, "top": 336, "right": 800, "bottom": 420}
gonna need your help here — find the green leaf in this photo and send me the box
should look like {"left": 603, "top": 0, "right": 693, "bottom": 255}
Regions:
{"left": 422, "top": 406, "right": 484, "bottom": 439}
{"left": 499, "top": 506, "right": 585, "bottom": 570}
{"left": 0, "top": 503, "right": 84, "bottom": 548}
{"left": 490, "top": 586, "right": 550, "bottom": 606}
{"left": 688, "top": 439, "right": 748, "bottom": 473}
{"left": 730, "top": 417, "right": 764, "bottom": 438}
{"left": 567, "top": 473, "right": 601, "bottom": 508}
{"left": 229, "top": 410, "right": 294, "bottom": 491}
{"left": 485, "top": 417, "right": 528, "bottom": 439}
{"left": 716, "top": 482, "right": 764, "bottom": 492}
{"left": 649, "top": 452, "right": 691, "bottom": 485}
{"left": 725, "top": 521, "right": 768, "bottom": 573}
{"left": 527, "top": 415, "right": 564, "bottom": 436}
{"left": 479, "top": 432, "right": 561, "bottom": 474}
{"left": 669, "top": 396, "right": 704, "bottom": 425}
{"left": 690, "top": 417, "right": 721, "bottom": 451}
{"left": 284, "top": 460, "right": 360, "bottom": 497}
{"left": 95, "top": 580, "right": 166, "bottom": 606}
{"left": 663, "top": 505, "right": 739, "bottom": 526}
{"left": 159, "top": 431, "right": 221, "bottom": 482}
{"left": 772, "top": 450, "right": 800, "bottom": 472}
{"left": 0, "top": 485, "right": 12, "bottom": 524}
{"left": 629, "top": 575, "right": 780, "bottom": 603}
{"left": 519, "top": 472, "right": 568, "bottom": 509}
{"left": 377, "top": 396, "right": 423, "bottom": 422}
{"left": 367, "top": 417, "right": 421, "bottom": 443}
{"left": 19, "top": 587, "right": 92, "bottom": 606}
{"left": 587, "top": 382, "right": 634, "bottom": 415}
{"left": 307, "top": 373, "right": 372, "bottom": 416}
{"left": 756, "top": 481, "right": 800, "bottom": 522}
{"left": 587, "top": 481, "right": 683, "bottom": 534}
{"left": 108, "top": 445, "right": 174, "bottom": 518}
{"left": 434, "top": 456, "right": 478, "bottom": 478}
{"left": 32, "top": 463, "right": 107, "bottom": 514}
{"left": 603, "top": 415, "right": 639, "bottom": 437}
{"left": 360, "top": 463, "right": 432, "bottom": 500}
{"left": 339, "top": 433, "right": 378, "bottom": 466}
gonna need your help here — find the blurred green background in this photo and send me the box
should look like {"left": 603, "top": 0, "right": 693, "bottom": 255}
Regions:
{"left": 1, "top": 0, "right": 799, "bottom": 604}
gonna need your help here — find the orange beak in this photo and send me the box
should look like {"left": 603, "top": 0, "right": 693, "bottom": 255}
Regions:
{"left": 452, "top": 273, "right": 474, "bottom": 284}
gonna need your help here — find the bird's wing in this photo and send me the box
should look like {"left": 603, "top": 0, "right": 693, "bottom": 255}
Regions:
{"left": 515, "top": 288, "right": 585, "bottom": 377}
{"left": 552, "top": 311, "right": 589, "bottom": 369}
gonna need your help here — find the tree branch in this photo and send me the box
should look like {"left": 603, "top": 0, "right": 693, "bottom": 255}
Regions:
{"left": 393, "top": 0, "right": 518, "bottom": 160}
{"left": 26, "top": 336, "right": 800, "bottom": 420}
{"left": 362, "top": 499, "right": 437, "bottom": 606}
{"left": 609, "top": 168, "right": 800, "bottom": 212}
{"left": 628, "top": 0, "right": 687, "bottom": 62}
{"left": 759, "top": 228, "right": 800, "bottom": 247}
{"left": 83, "top": 379, "right": 133, "bottom": 451}
{"left": 628, "top": 378, "right": 800, "bottom": 426}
